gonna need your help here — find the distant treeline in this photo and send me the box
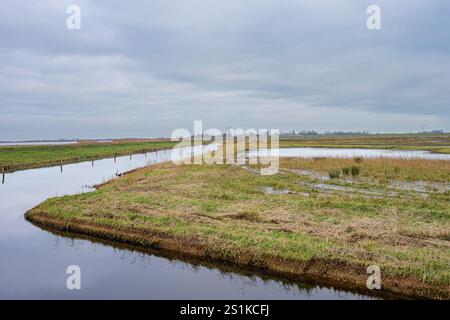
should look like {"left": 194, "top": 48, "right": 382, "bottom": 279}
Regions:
{"left": 280, "top": 129, "right": 446, "bottom": 136}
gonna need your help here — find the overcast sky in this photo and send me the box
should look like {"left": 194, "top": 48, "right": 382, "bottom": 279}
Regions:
{"left": 1, "top": 0, "right": 449, "bottom": 140}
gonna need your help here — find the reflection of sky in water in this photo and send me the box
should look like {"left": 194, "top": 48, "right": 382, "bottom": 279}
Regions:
{"left": 0, "top": 141, "right": 79, "bottom": 146}
{"left": 0, "top": 146, "right": 373, "bottom": 299}
{"left": 249, "top": 147, "right": 450, "bottom": 160}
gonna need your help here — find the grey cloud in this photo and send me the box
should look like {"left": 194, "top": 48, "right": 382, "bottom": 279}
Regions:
{"left": 0, "top": 0, "right": 449, "bottom": 139}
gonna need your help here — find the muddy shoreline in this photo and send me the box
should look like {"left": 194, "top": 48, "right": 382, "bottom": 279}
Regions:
{"left": 25, "top": 211, "right": 449, "bottom": 300}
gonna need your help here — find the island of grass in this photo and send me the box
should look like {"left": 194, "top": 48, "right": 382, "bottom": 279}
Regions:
{"left": 26, "top": 155, "right": 450, "bottom": 299}
{"left": 2, "top": 133, "right": 449, "bottom": 173}
{"left": 0, "top": 139, "right": 177, "bottom": 173}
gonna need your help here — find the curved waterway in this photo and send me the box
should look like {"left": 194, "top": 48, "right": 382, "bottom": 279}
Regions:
{"left": 0, "top": 146, "right": 373, "bottom": 299}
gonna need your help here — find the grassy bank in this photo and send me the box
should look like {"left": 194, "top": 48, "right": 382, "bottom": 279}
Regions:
{"left": 26, "top": 156, "right": 450, "bottom": 299}
{"left": 280, "top": 133, "right": 450, "bottom": 154}
{"left": 3, "top": 133, "right": 449, "bottom": 173}
{"left": 0, "top": 140, "right": 177, "bottom": 173}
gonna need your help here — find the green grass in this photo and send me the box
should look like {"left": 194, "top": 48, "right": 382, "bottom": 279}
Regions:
{"left": 4, "top": 133, "right": 448, "bottom": 173}
{"left": 279, "top": 133, "right": 450, "bottom": 154}
{"left": 0, "top": 140, "right": 177, "bottom": 172}
{"left": 27, "top": 157, "right": 450, "bottom": 298}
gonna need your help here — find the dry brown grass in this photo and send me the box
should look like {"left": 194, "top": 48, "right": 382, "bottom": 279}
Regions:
{"left": 26, "top": 157, "right": 450, "bottom": 299}
{"left": 280, "top": 157, "right": 450, "bottom": 182}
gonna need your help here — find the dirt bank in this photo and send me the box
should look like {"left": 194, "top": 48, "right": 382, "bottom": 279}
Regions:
{"left": 25, "top": 211, "right": 449, "bottom": 300}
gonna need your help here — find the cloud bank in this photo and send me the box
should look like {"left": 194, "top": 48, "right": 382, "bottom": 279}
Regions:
{"left": 0, "top": 0, "right": 449, "bottom": 139}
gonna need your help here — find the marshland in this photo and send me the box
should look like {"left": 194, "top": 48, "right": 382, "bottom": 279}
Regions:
{"left": 0, "top": 139, "right": 177, "bottom": 173}
{"left": 2, "top": 134, "right": 447, "bottom": 299}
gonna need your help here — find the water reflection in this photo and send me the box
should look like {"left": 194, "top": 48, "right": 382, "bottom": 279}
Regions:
{"left": 0, "top": 145, "right": 373, "bottom": 299}
{"left": 250, "top": 147, "right": 450, "bottom": 160}
{"left": 47, "top": 233, "right": 372, "bottom": 300}
{"left": 0, "top": 141, "right": 78, "bottom": 146}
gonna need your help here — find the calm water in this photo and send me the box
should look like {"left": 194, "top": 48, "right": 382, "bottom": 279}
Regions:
{"left": 0, "top": 141, "right": 78, "bottom": 146}
{"left": 0, "top": 146, "right": 373, "bottom": 299}
{"left": 250, "top": 147, "right": 450, "bottom": 160}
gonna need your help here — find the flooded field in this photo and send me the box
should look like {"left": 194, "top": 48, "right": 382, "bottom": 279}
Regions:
{"left": 251, "top": 147, "right": 450, "bottom": 160}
